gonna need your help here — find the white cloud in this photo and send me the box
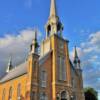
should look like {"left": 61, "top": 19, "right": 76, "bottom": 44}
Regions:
{"left": 88, "top": 55, "right": 98, "bottom": 62}
{"left": 0, "top": 28, "right": 41, "bottom": 75}
{"left": 81, "top": 31, "right": 100, "bottom": 53}
{"left": 83, "top": 47, "right": 94, "bottom": 53}
{"left": 89, "top": 31, "right": 100, "bottom": 45}
{"left": 79, "top": 31, "right": 100, "bottom": 91}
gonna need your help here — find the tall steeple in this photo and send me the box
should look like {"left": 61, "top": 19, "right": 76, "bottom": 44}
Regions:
{"left": 6, "top": 57, "right": 13, "bottom": 73}
{"left": 45, "top": 0, "right": 63, "bottom": 38}
{"left": 73, "top": 46, "right": 81, "bottom": 69}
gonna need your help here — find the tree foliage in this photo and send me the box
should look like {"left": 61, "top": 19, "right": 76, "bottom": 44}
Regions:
{"left": 84, "top": 87, "right": 98, "bottom": 100}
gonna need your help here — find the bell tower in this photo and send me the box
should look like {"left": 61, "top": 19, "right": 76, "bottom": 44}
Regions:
{"left": 45, "top": 0, "right": 63, "bottom": 38}
{"left": 41, "top": 0, "right": 72, "bottom": 99}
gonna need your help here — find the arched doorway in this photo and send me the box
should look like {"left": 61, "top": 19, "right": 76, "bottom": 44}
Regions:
{"left": 61, "top": 91, "right": 67, "bottom": 100}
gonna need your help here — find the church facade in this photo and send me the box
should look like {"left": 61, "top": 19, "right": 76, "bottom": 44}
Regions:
{"left": 0, "top": 0, "right": 85, "bottom": 100}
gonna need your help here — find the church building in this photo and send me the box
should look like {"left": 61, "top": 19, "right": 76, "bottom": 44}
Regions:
{"left": 0, "top": 0, "right": 85, "bottom": 100}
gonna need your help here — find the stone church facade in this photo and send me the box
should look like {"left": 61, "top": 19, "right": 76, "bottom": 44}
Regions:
{"left": 0, "top": 0, "right": 85, "bottom": 100}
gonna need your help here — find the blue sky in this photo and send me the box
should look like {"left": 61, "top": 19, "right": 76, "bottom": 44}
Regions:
{"left": 0, "top": 0, "right": 100, "bottom": 99}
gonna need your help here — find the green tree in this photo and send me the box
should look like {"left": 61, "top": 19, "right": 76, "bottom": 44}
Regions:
{"left": 84, "top": 87, "right": 98, "bottom": 100}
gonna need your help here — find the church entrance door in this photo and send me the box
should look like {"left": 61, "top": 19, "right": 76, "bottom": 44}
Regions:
{"left": 61, "top": 91, "right": 67, "bottom": 100}
{"left": 61, "top": 99, "right": 67, "bottom": 100}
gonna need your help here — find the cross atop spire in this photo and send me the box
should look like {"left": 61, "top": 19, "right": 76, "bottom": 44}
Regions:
{"left": 50, "top": 0, "right": 57, "bottom": 17}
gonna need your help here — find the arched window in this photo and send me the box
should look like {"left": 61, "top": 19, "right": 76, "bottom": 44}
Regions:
{"left": 41, "top": 70, "right": 47, "bottom": 87}
{"left": 47, "top": 25, "right": 51, "bottom": 37}
{"left": 61, "top": 91, "right": 67, "bottom": 100}
{"left": 58, "top": 56, "right": 66, "bottom": 81}
{"left": 40, "top": 92, "right": 47, "bottom": 100}
{"left": 2, "top": 89, "right": 6, "bottom": 100}
{"left": 9, "top": 87, "right": 13, "bottom": 100}
{"left": 62, "top": 57, "right": 66, "bottom": 80}
{"left": 17, "top": 84, "right": 21, "bottom": 100}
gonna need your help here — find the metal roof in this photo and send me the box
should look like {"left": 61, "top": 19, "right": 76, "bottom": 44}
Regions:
{"left": 0, "top": 62, "right": 27, "bottom": 83}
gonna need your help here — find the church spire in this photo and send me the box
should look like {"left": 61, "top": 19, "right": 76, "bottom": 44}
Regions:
{"left": 45, "top": 0, "right": 63, "bottom": 38}
{"left": 73, "top": 46, "right": 81, "bottom": 69}
{"left": 74, "top": 46, "right": 78, "bottom": 59}
{"left": 30, "top": 29, "right": 39, "bottom": 54}
{"left": 50, "top": 0, "right": 57, "bottom": 17}
{"left": 6, "top": 57, "right": 13, "bottom": 73}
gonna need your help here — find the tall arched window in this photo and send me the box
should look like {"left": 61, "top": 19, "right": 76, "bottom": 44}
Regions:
{"left": 17, "top": 84, "right": 21, "bottom": 100}
{"left": 40, "top": 92, "right": 47, "bottom": 100}
{"left": 41, "top": 70, "right": 47, "bottom": 87}
{"left": 9, "top": 87, "right": 13, "bottom": 100}
{"left": 58, "top": 56, "right": 66, "bottom": 81}
{"left": 62, "top": 57, "right": 66, "bottom": 80}
{"left": 2, "top": 89, "right": 6, "bottom": 100}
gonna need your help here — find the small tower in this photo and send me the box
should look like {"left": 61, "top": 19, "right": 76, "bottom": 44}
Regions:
{"left": 6, "top": 57, "right": 13, "bottom": 73}
{"left": 73, "top": 46, "right": 85, "bottom": 100}
{"left": 45, "top": 0, "right": 63, "bottom": 38}
{"left": 73, "top": 46, "right": 81, "bottom": 69}
{"left": 27, "top": 29, "right": 40, "bottom": 100}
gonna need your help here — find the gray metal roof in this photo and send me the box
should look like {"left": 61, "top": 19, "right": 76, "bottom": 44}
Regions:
{"left": 0, "top": 62, "right": 27, "bottom": 83}
{"left": 0, "top": 51, "right": 52, "bottom": 83}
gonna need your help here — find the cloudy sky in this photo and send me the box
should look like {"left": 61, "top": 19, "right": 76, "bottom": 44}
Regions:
{"left": 0, "top": 0, "right": 100, "bottom": 99}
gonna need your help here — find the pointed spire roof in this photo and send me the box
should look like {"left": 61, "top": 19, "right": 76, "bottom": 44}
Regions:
{"left": 32, "top": 29, "right": 39, "bottom": 47}
{"left": 50, "top": 0, "right": 57, "bottom": 17}
{"left": 6, "top": 57, "right": 13, "bottom": 73}
{"left": 74, "top": 46, "right": 78, "bottom": 59}
{"left": 30, "top": 29, "right": 39, "bottom": 54}
{"left": 31, "top": 29, "right": 38, "bottom": 45}
{"left": 34, "top": 29, "right": 37, "bottom": 40}
{"left": 73, "top": 46, "right": 81, "bottom": 69}
{"left": 74, "top": 46, "right": 81, "bottom": 64}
